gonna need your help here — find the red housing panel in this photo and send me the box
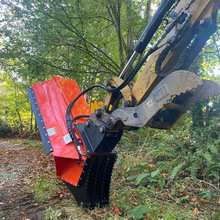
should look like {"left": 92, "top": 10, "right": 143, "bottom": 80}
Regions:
{"left": 31, "top": 76, "right": 92, "bottom": 186}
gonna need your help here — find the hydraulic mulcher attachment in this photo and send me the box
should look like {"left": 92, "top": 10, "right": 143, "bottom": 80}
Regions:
{"left": 28, "top": 0, "right": 220, "bottom": 209}
{"left": 28, "top": 76, "right": 119, "bottom": 208}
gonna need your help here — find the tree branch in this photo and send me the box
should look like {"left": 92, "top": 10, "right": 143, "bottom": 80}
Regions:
{"left": 212, "top": 34, "right": 220, "bottom": 63}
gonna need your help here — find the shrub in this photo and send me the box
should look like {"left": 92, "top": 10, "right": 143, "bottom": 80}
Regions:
{"left": 0, "top": 118, "right": 12, "bottom": 137}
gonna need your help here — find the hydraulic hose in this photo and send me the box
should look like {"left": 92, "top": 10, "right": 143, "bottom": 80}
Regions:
{"left": 65, "top": 0, "right": 175, "bottom": 158}
{"left": 134, "top": 0, "right": 176, "bottom": 54}
{"left": 120, "top": 0, "right": 177, "bottom": 78}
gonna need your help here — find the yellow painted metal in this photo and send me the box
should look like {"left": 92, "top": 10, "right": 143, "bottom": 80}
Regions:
{"left": 90, "top": 101, "right": 105, "bottom": 113}
{"left": 131, "top": 0, "right": 219, "bottom": 105}
{"left": 161, "top": 0, "right": 217, "bottom": 73}
{"left": 104, "top": 77, "right": 132, "bottom": 107}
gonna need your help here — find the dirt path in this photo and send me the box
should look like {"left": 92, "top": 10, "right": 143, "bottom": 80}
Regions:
{"left": 0, "top": 138, "right": 55, "bottom": 220}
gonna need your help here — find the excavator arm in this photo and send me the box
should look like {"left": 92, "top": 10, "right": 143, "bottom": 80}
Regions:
{"left": 28, "top": 0, "right": 220, "bottom": 208}
{"left": 93, "top": 0, "right": 220, "bottom": 129}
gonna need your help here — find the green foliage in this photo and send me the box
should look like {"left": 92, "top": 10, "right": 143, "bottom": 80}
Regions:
{"left": 200, "top": 190, "right": 212, "bottom": 201}
{"left": 0, "top": 0, "right": 158, "bottom": 134}
{"left": 170, "top": 164, "right": 185, "bottom": 179}
{"left": 130, "top": 205, "right": 149, "bottom": 219}
{"left": 0, "top": 1, "right": 219, "bottom": 219}
{"left": 0, "top": 0, "right": 220, "bottom": 135}
{"left": 29, "top": 173, "right": 62, "bottom": 201}
{"left": 0, "top": 73, "right": 32, "bottom": 133}
{"left": 108, "top": 130, "right": 218, "bottom": 219}
{"left": 11, "top": 139, "right": 43, "bottom": 148}
{"left": 0, "top": 118, "right": 11, "bottom": 137}
{"left": 44, "top": 207, "right": 63, "bottom": 220}
{"left": 110, "top": 104, "right": 220, "bottom": 219}
{"left": 114, "top": 100, "right": 220, "bottom": 203}
{"left": 0, "top": 0, "right": 147, "bottom": 82}
{"left": 156, "top": 128, "right": 219, "bottom": 182}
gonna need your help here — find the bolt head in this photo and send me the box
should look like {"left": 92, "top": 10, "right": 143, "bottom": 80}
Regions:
{"left": 123, "top": 100, "right": 131, "bottom": 107}
{"left": 85, "top": 120, "right": 90, "bottom": 127}
{"left": 107, "top": 118, "right": 112, "bottom": 126}
{"left": 95, "top": 109, "right": 102, "bottom": 118}
{"left": 200, "top": 20, "right": 205, "bottom": 25}
{"left": 99, "top": 126, "right": 106, "bottom": 134}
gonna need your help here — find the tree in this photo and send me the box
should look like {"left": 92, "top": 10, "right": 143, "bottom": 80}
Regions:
{"left": 0, "top": 0, "right": 154, "bottom": 131}
{"left": 0, "top": 0, "right": 152, "bottom": 83}
{"left": 189, "top": 12, "right": 220, "bottom": 129}
{"left": 0, "top": 0, "right": 219, "bottom": 132}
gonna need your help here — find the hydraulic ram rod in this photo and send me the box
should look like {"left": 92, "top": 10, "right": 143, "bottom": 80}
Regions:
{"left": 119, "top": 0, "right": 177, "bottom": 79}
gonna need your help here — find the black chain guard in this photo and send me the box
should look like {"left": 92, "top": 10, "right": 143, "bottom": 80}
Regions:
{"left": 64, "top": 154, "right": 116, "bottom": 209}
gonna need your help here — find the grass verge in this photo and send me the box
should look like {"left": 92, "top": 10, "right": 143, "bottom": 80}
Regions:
{"left": 14, "top": 124, "right": 220, "bottom": 220}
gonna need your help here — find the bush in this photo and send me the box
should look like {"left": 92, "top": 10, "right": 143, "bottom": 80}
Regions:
{"left": 0, "top": 118, "right": 12, "bottom": 137}
{"left": 118, "top": 114, "right": 220, "bottom": 187}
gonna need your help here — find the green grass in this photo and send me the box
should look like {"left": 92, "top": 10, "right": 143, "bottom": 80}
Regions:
{"left": 44, "top": 198, "right": 93, "bottom": 220}
{"left": 11, "top": 120, "right": 219, "bottom": 219}
{"left": 11, "top": 138, "right": 44, "bottom": 148}
{"left": 29, "top": 173, "right": 62, "bottom": 201}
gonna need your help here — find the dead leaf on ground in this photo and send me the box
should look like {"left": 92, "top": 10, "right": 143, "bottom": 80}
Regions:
{"left": 201, "top": 199, "right": 209, "bottom": 205}
{"left": 180, "top": 190, "right": 190, "bottom": 195}
{"left": 111, "top": 203, "right": 121, "bottom": 216}
{"left": 162, "top": 173, "right": 168, "bottom": 178}
{"left": 91, "top": 209, "right": 102, "bottom": 217}
{"left": 148, "top": 163, "right": 156, "bottom": 168}
{"left": 193, "top": 207, "right": 199, "bottom": 216}
{"left": 191, "top": 197, "right": 197, "bottom": 203}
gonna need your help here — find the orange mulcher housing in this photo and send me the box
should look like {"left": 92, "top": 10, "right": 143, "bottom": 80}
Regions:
{"left": 28, "top": 76, "right": 117, "bottom": 207}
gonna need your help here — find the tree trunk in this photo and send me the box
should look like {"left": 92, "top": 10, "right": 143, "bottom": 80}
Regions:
{"left": 15, "top": 88, "right": 23, "bottom": 131}
{"left": 137, "top": 0, "right": 152, "bottom": 63}
{"left": 30, "top": 108, "right": 33, "bottom": 132}
{"left": 205, "top": 99, "right": 210, "bottom": 127}
{"left": 126, "top": 0, "right": 134, "bottom": 61}
{"left": 191, "top": 102, "right": 204, "bottom": 128}
{"left": 107, "top": 0, "right": 124, "bottom": 72}
{"left": 145, "top": 0, "right": 152, "bottom": 22}
{"left": 35, "top": 119, "right": 38, "bottom": 132}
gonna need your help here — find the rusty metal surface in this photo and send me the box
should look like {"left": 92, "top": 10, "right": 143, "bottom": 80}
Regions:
{"left": 110, "top": 70, "right": 202, "bottom": 128}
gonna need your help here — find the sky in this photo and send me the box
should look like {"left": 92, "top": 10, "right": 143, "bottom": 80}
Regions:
{"left": 213, "top": 66, "right": 220, "bottom": 76}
